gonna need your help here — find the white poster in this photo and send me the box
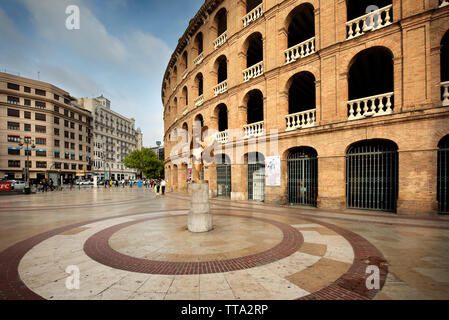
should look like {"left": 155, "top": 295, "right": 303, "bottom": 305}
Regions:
{"left": 265, "top": 156, "right": 281, "bottom": 186}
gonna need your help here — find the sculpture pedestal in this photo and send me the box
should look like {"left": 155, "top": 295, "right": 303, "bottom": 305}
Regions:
{"left": 188, "top": 182, "right": 213, "bottom": 233}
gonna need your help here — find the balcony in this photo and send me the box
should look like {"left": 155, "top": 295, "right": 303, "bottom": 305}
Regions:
{"left": 442, "top": 81, "right": 449, "bottom": 106}
{"left": 440, "top": 0, "right": 449, "bottom": 8}
{"left": 182, "top": 106, "right": 188, "bottom": 115}
{"left": 243, "top": 61, "right": 263, "bottom": 82}
{"left": 182, "top": 70, "right": 188, "bottom": 80}
{"left": 194, "top": 95, "right": 204, "bottom": 107}
{"left": 215, "top": 130, "right": 229, "bottom": 144}
{"left": 284, "top": 37, "right": 315, "bottom": 64}
{"left": 242, "top": 3, "right": 263, "bottom": 28}
{"left": 285, "top": 109, "right": 316, "bottom": 131}
{"left": 213, "top": 31, "right": 227, "bottom": 50}
{"left": 194, "top": 53, "right": 204, "bottom": 65}
{"left": 213, "top": 80, "right": 228, "bottom": 97}
{"left": 346, "top": 5, "right": 392, "bottom": 40}
{"left": 243, "top": 121, "right": 264, "bottom": 139}
{"left": 347, "top": 92, "right": 394, "bottom": 120}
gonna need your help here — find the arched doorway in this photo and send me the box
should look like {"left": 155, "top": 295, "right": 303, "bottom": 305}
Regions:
{"left": 216, "top": 154, "right": 231, "bottom": 198}
{"left": 287, "top": 147, "right": 318, "bottom": 206}
{"left": 346, "top": 139, "right": 398, "bottom": 212}
{"left": 247, "top": 152, "right": 265, "bottom": 201}
{"left": 438, "top": 135, "right": 449, "bottom": 214}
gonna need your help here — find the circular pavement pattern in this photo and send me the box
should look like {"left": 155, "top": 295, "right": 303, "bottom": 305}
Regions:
{"left": 0, "top": 209, "right": 388, "bottom": 300}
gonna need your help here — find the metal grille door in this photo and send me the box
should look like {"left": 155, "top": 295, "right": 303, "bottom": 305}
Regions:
{"left": 248, "top": 163, "right": 265, "bottom": 201}
{"left": 346, "top": 140, "right": 398, "bottom": 212}
{"left": 287, "top": 148, "right": 318, "bottom": 206}
{"left": 438, "top": 136, "right": 449, "bottom": 214}
{"left": 217, "top": 164, "right": 231, "bottom": 198}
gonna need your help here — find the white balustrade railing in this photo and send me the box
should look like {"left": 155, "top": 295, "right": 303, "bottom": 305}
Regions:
{"left": 346, "top": 4, "right": 392, "bottom": 40}
{"left": 213, "top": 80, "right": 228, "bottom": 96}
{"left": 182, "top": 70, "right": 188, "bottom": 80}
{"left": 173, "top": 83, "right": 178, "bottom": 92}
{"left": 213, "top": 31, "right": 227, "bottom": 49}
{"left": 243, "top": 61, "right": 263, "bottom": 82}
{"left": 284, "top": 37, "right": 315, "bottom": 64}
{"left": 347, "top": 92, "right": 394, "bottom": 120}
{"left": 182, "top": 106, "right": 188, "bottom": 115}
{"left": 243, "top": 121, "right": 264, "bottom": 139}
{"left": 242, "top": 3, "right": 263, "bottom": 28}
{"left": 440, "top": 0, "right": 449, "bottom": 8}
{"left": 194, "top": 52, "right": 204, "bottom": 65}
{"left": 442, "top": 81, "right": 449, "bottom": 106}
{"left": 215, "top": 130, "right": 229, "bottom": 144}
{"left": 194, "top": 94, "right": 204, "bottom": 107}
{"left": 285, "top": 109, "right": 316, "bottom": 131}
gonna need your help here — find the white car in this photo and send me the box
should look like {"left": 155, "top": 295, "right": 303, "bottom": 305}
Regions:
{"left": 10, "top": 180, "right": 26, "bottom": 190}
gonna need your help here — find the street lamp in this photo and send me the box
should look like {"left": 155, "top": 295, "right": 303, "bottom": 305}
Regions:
{"left": 18, "top": 137, "right": 36, "bottom": 194}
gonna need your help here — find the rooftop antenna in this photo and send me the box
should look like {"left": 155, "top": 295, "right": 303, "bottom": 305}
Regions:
{"left": 37, "top": 71, "right": 40, "bottom": 80}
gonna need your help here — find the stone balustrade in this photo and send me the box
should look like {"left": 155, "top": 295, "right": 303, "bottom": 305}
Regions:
{"left": 440, "top": 0, "right": 449, "bottom": 8}
{"left": 242, "top": 3, "right": 263, "bottom": 28}
{"left": 346, "top": 4, "right": 392, "bottom": 40}
{"left": 182, "top": 70, "right": 188, "bottom": 80}
{"left": 194, "top": 53, "right": 204, "bottom": 65}
{"left": 213, "top": 31, "right": 227, "bottom": 49}
{"left": 182, "top": 106, "right": 188, "bottom": 115}
{"left": 284, "top": 37, "right": 315, "bottom": 64}
{"left": 213, "top": 80, "right": 228, "bottom": 96}
{"left": 285, "top": 108, "right": 316, "bottom": 131}
{"left": 442, "top": 81, "right": 449, "bottom": 106}
{"left": 194, "top": 94, "right": 204, "bottom": 107}
{"left": 348, "top": 92, "right": 394, "bottom": 120}
{"left": 243, "top": 61, "right": 263, "bottom": 82}
{"left": 243, "top": 121, "right": 264, "bottom": 139}
{"left": 215, "top": 130, "right": 229, "bottom": 144}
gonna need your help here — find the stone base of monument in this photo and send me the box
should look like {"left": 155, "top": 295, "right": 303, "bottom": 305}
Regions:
{"left": 188, "top": 182, "right": 213, "bottom": 233}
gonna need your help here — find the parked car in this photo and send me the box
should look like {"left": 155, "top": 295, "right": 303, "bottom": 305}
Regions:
{"left": 9, "top": 180, "right": 26, "bottom": 190}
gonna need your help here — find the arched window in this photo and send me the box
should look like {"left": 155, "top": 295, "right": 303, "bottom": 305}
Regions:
{"left": 247, "top": 152, "right": 265, "bottom": 201}
{"left": 182, "top": 86, "right": 188, "bottom": 106}
{"left": 347, "top": 46, "right": 394, "bottom": 119}
{"left": 182, "top": 51, "right": 188, "bottom": 73}
{"left": 438, "top": 135, "right": 449, "bottom": 214}
{"left": 246, "top": 90, "right": 263, "bottom": 124}
{"left": 195, "top": 32, "right": 203, "bottom": 55}
{"left": 216, "top": 153, "right": 231, "bottom": 198}
{"left": 216, "top": 55, "right": 227, "bottom": 84}
{"left": 441, "top": 30, "right": 449, "bottom": 106}
{"left": 346, "top": 139, "right": 398, "bottom": 212}
{"left": 287, "top": 147, "right": 318, "bottom": 206}
{"left": 195, "top": 73, "right": 203, "bottom": 97}
{"left": 246, "top": 33, "right": 263, "bottom": 68}
{"left": 217, "top": 104, "right": 228, "bottom": 132}
{"left": 246, "top": 0, "right": 262, "bottom": 13}
{"left": 346, "top": 0, "right": 393, "bottom": 39}
{"left": 215, "top": 8, "right": 227, "bottom": 36}
{"left": 286, "top": 72, "right": 316, "bottom": 130}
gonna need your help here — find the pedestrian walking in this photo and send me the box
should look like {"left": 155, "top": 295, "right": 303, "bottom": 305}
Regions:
{"left": 161, "top": 179, "right": 166, "bottom": 195}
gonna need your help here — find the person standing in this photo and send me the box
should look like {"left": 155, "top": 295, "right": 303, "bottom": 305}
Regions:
{"left": 161, "top": 179, "right": 166, "bottom": 195}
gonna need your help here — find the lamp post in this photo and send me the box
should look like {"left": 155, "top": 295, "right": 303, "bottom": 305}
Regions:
{"left": 18, "top": 138, "right": 36, "bottom": 194}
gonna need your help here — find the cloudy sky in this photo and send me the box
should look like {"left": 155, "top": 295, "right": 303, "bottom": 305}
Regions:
{"left": 0, "top": 0, "right": 204, "bottom": 147}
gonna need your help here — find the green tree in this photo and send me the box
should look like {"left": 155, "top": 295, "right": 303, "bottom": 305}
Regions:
{"left": 123, "top": 148, "right": 164, "bottom": 179}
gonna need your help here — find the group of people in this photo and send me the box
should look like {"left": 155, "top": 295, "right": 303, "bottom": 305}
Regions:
{"left": 39, "top": 178, "right": 55, "bottom": 192}
{"left": 104, "top": 178, "right": 166, "bottom": 195}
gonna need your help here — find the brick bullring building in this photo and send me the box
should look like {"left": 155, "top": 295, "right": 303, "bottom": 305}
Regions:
{"left": 162, "top": 0, "right": 449, "bottom": 216}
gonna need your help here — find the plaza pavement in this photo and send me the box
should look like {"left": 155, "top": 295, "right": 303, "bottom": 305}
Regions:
{"left": 0, "top": 187, "right": 448, "bottom": 300}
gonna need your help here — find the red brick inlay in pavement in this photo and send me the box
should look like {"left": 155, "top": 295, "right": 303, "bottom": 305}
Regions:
{"left": 83, "top": 213, "right": 304, "bottom": 275}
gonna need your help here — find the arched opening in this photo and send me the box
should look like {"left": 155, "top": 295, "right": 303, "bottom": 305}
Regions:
{"left": 287, "top": 147, "right": 318, "bottom": 206}
{"left": 441, "top": 30, "right": 449, "bottom": 106}
{"left": 346, "top": 0, "right": 393, "bottom": 39}
{"left": 173, "top": 97, "right": 178, "bottom": 117}
{"left": 246, "top": 89, "right": 263, "bottom": 124}
{"left": 194, "top": 73, "right": 203, "bottom": 97}
{"left": 246, "top": 0, "right": 262, "bottom": 13}
{"left": 195, "top": 32, "right": 203, "bottom": 55}
{"left": 173, "top": 164, "right": 178, "bottom": 191}
{"left": 217, "top": 103, "right": 228, "bottom": 132}
{"left": 246, "top": 152, "right": 265, "bottom": 201}
{"left": 246, "top": 33, "right": 263, "bottom": 68}
{"left": 182, "top": 86, "right": 188, "bottom": 107}
{"left": 347, "top": 46, "right": 394, "bottom": 119}
{"left": 346, "top": 139, "right": 398, "bottom": 212}
{"left": 438, "top": 135, "right": 449, "bottom": 214}
{"left": 182, "top": 122, "right": 189, "bottom": 143}
{"left": 194, "top": 114, "right": 204, "bottom": 131}
{"left": 215, "top": 8, "right": 227, "bottom": 37}
{"left": 286, "top": 72, "right": 316, "bottom": 130}
{"left": 172, "top": 66, "right": 178, "bottom": 86}
{"left": 215, "top": 55, "right": 228, "bottom": 84}
{"left": 181, "top": 51, "right": 188, "bottom": 73}
{"left": 286, "top": 3, "right": 315, "bottom": 49}
{"left": 216, "top": 153, "right": 231, "bottom": 198}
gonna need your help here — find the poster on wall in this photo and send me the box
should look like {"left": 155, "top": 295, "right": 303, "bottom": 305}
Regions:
{"left": 265, "top": 156, "right": 281, "bottom": 186}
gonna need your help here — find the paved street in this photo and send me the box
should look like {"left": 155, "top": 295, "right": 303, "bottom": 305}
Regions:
{"left": 0, "top": 188, "right": 448, "bottom": 300}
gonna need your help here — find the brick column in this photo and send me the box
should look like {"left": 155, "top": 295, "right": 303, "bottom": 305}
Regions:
{"left": 317, "top": 155, "right": 346, "bottom": 210}
{"left": 231, "top": 163, "right": 247, "bottom": 200}
{"left": 397, "top": 150, "right": 439, "bottom": 215}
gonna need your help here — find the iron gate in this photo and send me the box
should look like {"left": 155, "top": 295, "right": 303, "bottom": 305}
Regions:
{"left": 346, "top": 140, "right": 398, "bottom": 212}
{"left": 287, "top": 148, "right": 318, "bottom": 206}
{"left": 438, "top": 136, "right": 449, "bottom": 214}
{"left": 217, "top": 164, "right": 231, "bottom": 198}
{"left": 248, "top": 163, "right": 265, "bottom": 201}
